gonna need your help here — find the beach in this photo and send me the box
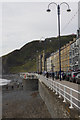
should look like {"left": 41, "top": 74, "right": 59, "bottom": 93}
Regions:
{"left": 2, "top": 90, "right": 51, "bottom": 118}
{"left": 2, "top": 74, "right": 51, "bottom": 118}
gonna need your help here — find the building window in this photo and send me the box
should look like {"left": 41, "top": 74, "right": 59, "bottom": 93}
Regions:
{"left": 69, "top": 51, "right": 72, "bottom": 56}
{"left": 73, "top": 50, "right": 75, "bottom": 56}
{"left": 74, "top": 43, "right": 76, "bottom": 47}
{"left": 69, "top": 59, "right": 72, "bottom": 64}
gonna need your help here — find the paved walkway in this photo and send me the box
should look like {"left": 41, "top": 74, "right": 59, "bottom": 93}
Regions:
{"left": 54, "top": 78, "right": 80, "bottom": 91}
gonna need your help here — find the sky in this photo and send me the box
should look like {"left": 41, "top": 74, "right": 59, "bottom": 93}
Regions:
{"left": 0, "top": 1, "right": 79, "bottom": 57}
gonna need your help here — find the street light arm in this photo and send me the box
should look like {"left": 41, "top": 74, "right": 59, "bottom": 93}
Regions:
{"left": 60, "top": 2, "right": 70, "bottom": 9}
{"left": 48, "top": 2, "right": 57, "bottom": 9}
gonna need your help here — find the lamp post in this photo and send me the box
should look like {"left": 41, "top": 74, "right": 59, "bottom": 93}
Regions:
{"left": 36, "top": 50, "right": 39, "bottom": 73}
{"left": 46, "top": 2, "right": 71, "bottom": 81}
{"left": 40, "top": 37, "right": 46, "bottom": 72}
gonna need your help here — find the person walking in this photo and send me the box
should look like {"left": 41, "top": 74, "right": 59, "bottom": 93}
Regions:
{"left": 52, "top": 72, "right": 54, "bottom": 80}
{"left": 46, "top": 72, "right": 49, "bottom": 78}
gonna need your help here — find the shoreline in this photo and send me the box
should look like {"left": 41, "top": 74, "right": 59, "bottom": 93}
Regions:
{"left": 2, "top": 89, "right": 51, "bottom": 118}
{"left": 2, "top": 74, "right": 51, "bottom": 118}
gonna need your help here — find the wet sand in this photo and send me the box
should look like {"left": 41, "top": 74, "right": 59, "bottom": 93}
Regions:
{"left": 2, "top": 74, "right": 51, "bottom": 118}
{"left": 2, "top": 90, "right": 51, "bottom": 118}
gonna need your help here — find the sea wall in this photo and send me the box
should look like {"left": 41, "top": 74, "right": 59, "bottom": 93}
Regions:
{"left": 22, "top": 79, "right": 38, "bottom": 91}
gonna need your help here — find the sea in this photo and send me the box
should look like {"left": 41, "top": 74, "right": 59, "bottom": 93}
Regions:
{"left": 0, "top": 74, "right": 11, "bottom": 86}
{"left": 0, "top": 78, "right": 11, "bottom": 86}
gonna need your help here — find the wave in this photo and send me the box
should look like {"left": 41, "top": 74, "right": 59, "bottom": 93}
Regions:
{"left": 0, "top": 78, "right": 11, "bottom": 86}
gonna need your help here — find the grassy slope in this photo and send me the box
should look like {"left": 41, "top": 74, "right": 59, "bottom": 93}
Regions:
{"left": 2, "top": 34, "right": 76, "bottom": 73}
{"left": 10, "top": 60, "right": 36, "bottom": 73}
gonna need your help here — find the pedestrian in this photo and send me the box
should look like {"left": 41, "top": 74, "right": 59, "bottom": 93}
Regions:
{"left": 62, "top": 72, "right": 64, "bottom": 80}
{"left": 52, "top": 72, "right": 54, "bottom": 80}
{"left": 44, "top": 71, "right": 47, "bottom": 76}
{"left": 46, "top": 72, "right": 49, "bottom": 78}
{"left": 63, "top": 72, "right": 66, "bottom": 80}
{"left": 6, "top": 85, "right": 8, "bottom": 90}
{"left": 57, "top": 72, "right": 59, "bottom": 79}
{"left": 12, "top": 85, "right": 14, "bottom": 89}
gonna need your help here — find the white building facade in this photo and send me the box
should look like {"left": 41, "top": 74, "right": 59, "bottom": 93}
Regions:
{"left": 46, "top": 56, "right": 52, "bottom": 72}
{"left": 78, "top": 1, "right": 80, "bottom": 29}
{"left": 69, "top": 38, "right": 80, "bottom": 71}
{"left": 77, "top": 1, "right": 80, "bottom": 38}
{"left": 69, "top": 2, "right": 80, "bottom": 71}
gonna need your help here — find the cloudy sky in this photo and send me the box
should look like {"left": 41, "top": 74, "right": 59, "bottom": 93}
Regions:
{"left": 0, "top": 1, "right": 79, "bottom": 57}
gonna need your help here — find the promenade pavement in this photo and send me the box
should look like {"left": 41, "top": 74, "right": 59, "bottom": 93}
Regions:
{"left": 54, "top": 78, "right": 80, "bottom": 91}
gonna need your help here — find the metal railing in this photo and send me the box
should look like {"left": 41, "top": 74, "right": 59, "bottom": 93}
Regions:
{"left": 20, "top": 73, "right": 38, "bottom": 79}
{"left": 39, "top": 75, "right": 80, "bottom": 110}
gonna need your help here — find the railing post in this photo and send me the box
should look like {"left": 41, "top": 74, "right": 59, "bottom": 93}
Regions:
{"left": 45, "top": 77, "right": 47, "bottom": 86}
{"left": 46, "top": 79, "right": 48, "bottom": 87}
{"left": 50, "top": 79, "right": 51, "bottom": 89}
{"left": 69, "top": 89, "right": 73, "bottom": 109}
{"left": 63, "top": 87, "right": 66, "bottom": 102}
{"left": 47, "top": 80, "right": 48, "bottom": 87}
{"left": 51, "top": 79, "right": 53, "bottom": 90}
{"left": 55, "top": 82, "right": 58, "bottom": 95}
{"left": 59, "top": 84, "right": 61, "bottom": 98}
{"left": 49, "top": 79, "right": 50, "bottom": 89}
{"left": 53, "top": 81, "right": 55, "bottom": 92}
{"left": 48, "top": 79, "right": 49, "bottom": 88}
{"left": 48, "top": 79, "right": 50, "bottom": 88}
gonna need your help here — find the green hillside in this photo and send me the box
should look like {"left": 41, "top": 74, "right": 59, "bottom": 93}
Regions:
{"left": 2, "top": 34, "right": 76, "bottom": 74}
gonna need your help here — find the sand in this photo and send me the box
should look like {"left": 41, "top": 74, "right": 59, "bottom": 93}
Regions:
{"left": 2, "top": 90, "right": 51, "bottom": 118}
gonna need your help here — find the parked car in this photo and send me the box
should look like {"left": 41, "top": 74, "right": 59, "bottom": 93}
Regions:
{"left": 76, "top": 73, "right": 80, "bottom": 84}
{"left": 66, "top": 72, "right": 71, "bottom": 81}
{"left": 69, "top": 71, "right": 79, "bottom": 83}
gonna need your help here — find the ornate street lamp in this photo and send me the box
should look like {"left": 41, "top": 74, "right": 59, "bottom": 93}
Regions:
{"left": 46, "top": 2, "right": 71, "bottom": 81}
